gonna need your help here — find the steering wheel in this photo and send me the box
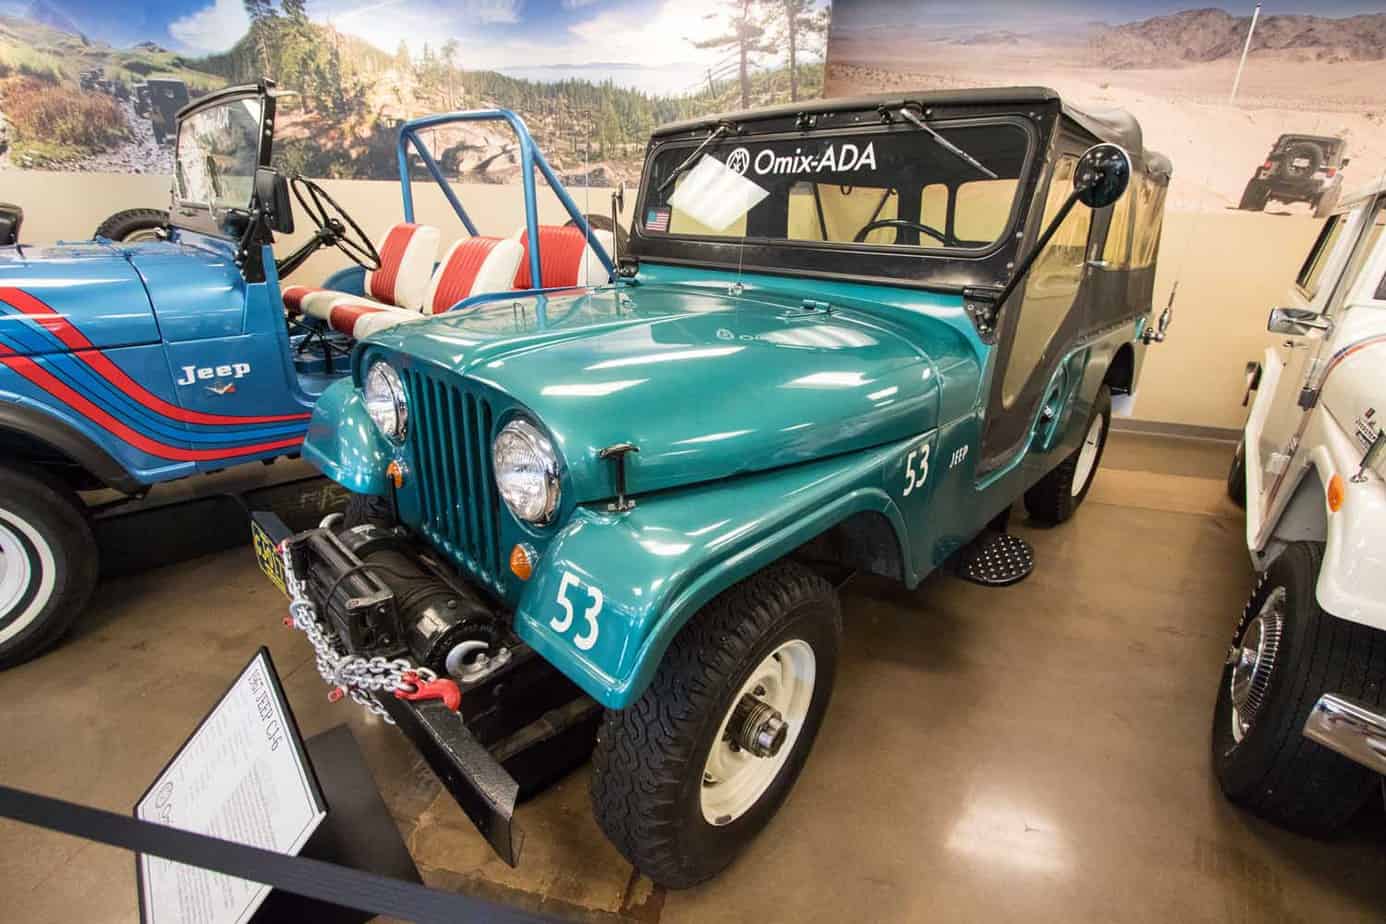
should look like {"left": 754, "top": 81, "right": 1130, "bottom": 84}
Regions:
{"left": 290, "top": 176, "right": 381, "bottom": 271}
{"left": 852, "top": 218, "right": 950, "bottom": 247}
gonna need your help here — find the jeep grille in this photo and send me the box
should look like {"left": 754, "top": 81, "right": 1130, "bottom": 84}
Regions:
{"left": 401, "top": 367, "right": 503, "bottom": 585}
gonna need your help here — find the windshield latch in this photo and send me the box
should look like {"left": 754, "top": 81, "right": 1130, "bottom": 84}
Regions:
{"left": 962, "top": 287, "right": 1001, "bottom": 344}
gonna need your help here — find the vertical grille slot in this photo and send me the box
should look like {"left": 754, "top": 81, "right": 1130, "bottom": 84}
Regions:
{"left": 402, "top": 367, "right": 500, "bottom": 584}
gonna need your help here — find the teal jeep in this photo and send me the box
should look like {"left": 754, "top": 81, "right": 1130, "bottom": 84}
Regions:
{"left": 254, "top": 87, "right": 1172, "bottom": 887}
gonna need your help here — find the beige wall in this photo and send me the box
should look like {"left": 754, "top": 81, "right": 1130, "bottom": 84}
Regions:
{"left": 1, "top": 171, "right": 1319, "bottom": 431}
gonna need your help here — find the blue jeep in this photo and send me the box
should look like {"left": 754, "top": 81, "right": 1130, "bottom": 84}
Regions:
{"left": 0, "top": 81, "right": 614, "bottom": 667}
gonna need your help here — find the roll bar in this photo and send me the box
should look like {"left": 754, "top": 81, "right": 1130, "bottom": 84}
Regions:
{"left": 395, "top": 108, "right": 615, "bottom": 289}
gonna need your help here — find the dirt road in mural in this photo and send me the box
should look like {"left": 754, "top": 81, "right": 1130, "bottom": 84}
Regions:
{"left": 828, "top": 6, "right": 1386, "bottom": 215}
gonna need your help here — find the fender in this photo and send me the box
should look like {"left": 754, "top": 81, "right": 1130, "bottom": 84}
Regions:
{"left": 0, "top": 398, "right": 142, "bottom": 493}
{"left": 511, "top": 434, "right": 923, "bottom": 709}
{"left": 1305, "top": 420, "right": 1386, "bottom": 632}
{"left": 300, "top": 379, "right": 392, "bottom": 496}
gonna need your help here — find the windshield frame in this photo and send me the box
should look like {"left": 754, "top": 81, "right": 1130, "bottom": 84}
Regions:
{"left": 630, "top": 109, "right": 1043, "bottom": 292}
{"left": 168, "top": 86, "right": 275, "bottom": 240}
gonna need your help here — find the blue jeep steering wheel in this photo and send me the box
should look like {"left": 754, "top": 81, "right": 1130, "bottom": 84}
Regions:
{"left": 290, "top": 176, "right": 381, "bottom": 271}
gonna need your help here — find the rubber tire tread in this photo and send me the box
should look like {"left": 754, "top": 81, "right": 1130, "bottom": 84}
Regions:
{"left": 589, "top": 559, "right": 841, "bottom": 888}
{"left": 94, "top": 208, "right": 168, "bottom": 241}
{"left": 1211, "top": 542, "right": 1386, "bottom": 834}
{"left": 0, "top": 465, "right": 98, "bottom": 669}
{"left": 1227, "top": 438, "right": 1247, "bottom": 508}
{"left": 1024, "top": 385, "right": 1111, "bottom": 525}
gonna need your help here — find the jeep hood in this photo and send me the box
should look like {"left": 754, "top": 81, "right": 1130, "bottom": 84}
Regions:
{"left": 0, "top": 241, "right": 157, "bottom": 352}
{"left": 368, "top": 283, "right": 954, "bottom": 500}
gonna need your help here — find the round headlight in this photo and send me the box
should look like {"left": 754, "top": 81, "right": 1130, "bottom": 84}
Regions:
{"left": 493, "top": 419, "right": 561, "bottom": 524}
{"left": 363, "top": 361, "right": 407, "bottom": 442}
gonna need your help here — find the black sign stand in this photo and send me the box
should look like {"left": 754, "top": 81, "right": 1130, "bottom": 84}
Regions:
{"left": 253, "top": 724, "right": 423, "bottom": 923}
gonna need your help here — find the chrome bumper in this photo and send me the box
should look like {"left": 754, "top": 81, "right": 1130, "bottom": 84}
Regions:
{"left": 1303, "top": 694, "right": 1386, "bottom": 775}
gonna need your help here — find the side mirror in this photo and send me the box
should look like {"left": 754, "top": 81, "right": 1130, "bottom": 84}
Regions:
{"left": 0, "top": 202, "right": 22, "bottom": 246}
{"left": 1268, "top": 306, "right": 1331, "bottom": 336}
{"left": 1143, "top": 304, "right": 1173, "bottom": 344}
{"left": 254, "top": 168, "right": 294, "bottom": 235}
{"left": 1341, "top": 157, "right": 1352, "bottom": 169}
{"left": 1074, "top": 143, "right": 1132, "bottom": 209}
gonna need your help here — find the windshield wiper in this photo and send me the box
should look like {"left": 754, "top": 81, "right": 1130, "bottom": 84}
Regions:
{"left": 656, "top": 121, "right": 738, "bottom": 193}
{"left": 897, "top": 106, "right": 998, "bottom": 180}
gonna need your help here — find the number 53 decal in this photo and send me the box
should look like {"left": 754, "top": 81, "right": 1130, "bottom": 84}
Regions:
{"left": 902, "top": 442, "right": 931, "bottom": 496}
{"left": 554, "top": 571, "right": 603, "bottom": 651}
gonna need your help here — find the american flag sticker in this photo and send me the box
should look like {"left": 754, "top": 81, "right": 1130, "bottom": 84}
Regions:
{"left": 645, "top": 207, "right": 671, "bottom": 232}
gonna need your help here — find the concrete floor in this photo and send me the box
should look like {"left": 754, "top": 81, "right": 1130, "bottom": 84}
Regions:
{"left": 3, "top": 432, "right": 1385, "bottom": 922}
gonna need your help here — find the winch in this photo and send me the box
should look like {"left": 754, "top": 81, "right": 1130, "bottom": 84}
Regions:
{"left": 291, "top": 521, "right": 500, "bottom": 678}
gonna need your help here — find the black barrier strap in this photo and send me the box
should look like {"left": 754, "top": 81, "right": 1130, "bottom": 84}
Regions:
{"left": 0, "top": 785, "right": 551, "bottom": 924}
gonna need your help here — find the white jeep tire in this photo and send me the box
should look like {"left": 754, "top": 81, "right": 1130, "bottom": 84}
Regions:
{"left": 0, "top": 466, "right": 98, "bottom": 669}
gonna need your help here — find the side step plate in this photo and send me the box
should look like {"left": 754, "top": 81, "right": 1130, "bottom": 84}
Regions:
{"left": 950, "top": 530, "right": 1035, "bottom": 586}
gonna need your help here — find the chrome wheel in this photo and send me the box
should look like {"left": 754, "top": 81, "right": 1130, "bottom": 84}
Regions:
{"left": 1071, "top": 413, "right": 1105, "bottom": 497}
{"left": 121, "top": 228, "right": 163, "bottom": 243}
{"left": 701, "top": 639, "right": 816, "bottom": 825}
{"left": 1229, "top": 587, "right": 1286, "bottom": 744}
{"left": 0, "top": 510, "right": 53, "bottom": 645}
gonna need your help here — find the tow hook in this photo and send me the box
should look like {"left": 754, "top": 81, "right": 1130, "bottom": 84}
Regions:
{"left": 394, "top": 671, "right": 463, "bottom": 712}
{"left": 729, "top": 693, "right": 788, "bottom": 758}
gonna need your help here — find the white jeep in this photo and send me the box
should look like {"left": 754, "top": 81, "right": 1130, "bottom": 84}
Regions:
{"left": 1218, "top": 179, "right": 1386, "bottom": 833}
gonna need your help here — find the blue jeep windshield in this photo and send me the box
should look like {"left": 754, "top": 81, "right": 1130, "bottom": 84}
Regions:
{"left": 641, "top": 121, "right": 1031, "bottom": 251}
{"left": 175, "top": 98, "right": 262, "bottom": 212}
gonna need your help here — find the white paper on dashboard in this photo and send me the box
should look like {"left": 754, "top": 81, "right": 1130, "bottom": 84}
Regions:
{"left": 136, "top": 651, "right": 325, "bottom": 924}
{"left": 668, "top": 154, "right": 770, "bottom": 231}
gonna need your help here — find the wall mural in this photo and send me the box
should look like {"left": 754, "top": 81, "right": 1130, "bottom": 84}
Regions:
{"left": 827, "top": 1, "right": 1386, "bottom": 217}
{"left": 0, "top": 0, "right": 830, "bottom": 183}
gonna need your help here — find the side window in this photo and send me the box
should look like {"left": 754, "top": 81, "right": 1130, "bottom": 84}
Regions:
{"left": 1296, "top": 215, "right": 1344, "bottom": 299}
{"left": 1003, "top": 155, "right": 1092, "bottom": 406}
{"left": 1101, "top": 181, "right": 1135, "bottom": 266}
{"left": 1339, "top": 206, "right": 1386, "bottom": 308}
{"left": 1130, "top": 178, "right": 1166, "bottom": 269}
{"left": 787, "top": 184, "right": 898, "bottom": 244}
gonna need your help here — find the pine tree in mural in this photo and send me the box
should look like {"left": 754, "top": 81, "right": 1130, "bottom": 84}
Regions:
{"left": 694, "top": 0, "right": 772, "bottom": 109}
{"left": 774, "top": 0, "right": 828, "bottom": 102}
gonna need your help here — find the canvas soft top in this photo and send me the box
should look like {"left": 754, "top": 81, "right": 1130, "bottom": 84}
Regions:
{"left": 653, "top": 86, "right": 1171, "bottom": 181}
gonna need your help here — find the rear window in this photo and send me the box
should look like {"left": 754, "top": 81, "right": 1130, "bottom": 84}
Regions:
{"left": 642, "top": 120, "right": 1032, "bottom": 253}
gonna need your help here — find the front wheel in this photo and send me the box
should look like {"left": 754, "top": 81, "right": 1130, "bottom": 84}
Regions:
{"left": 590, "top": 560, "right": 841, "bottom": 888}
{"left": 0, "top": 466, "right": 98, "bottom": 669}
{"left": 1025, "top": 385, "right": 1112, "bottom": 525}
{"left": 1227, "top": 438, "right": 1247, "bottom": 508}
{"left": 1211, "top": 542, "right": 1386, "bottom": 834}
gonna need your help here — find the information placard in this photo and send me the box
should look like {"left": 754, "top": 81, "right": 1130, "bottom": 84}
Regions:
{"left": 136, "top": 648, "right": 326, "bottom": 924}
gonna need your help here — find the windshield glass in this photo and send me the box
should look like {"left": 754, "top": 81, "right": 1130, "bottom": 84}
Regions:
{"left": 641, "top": 120, "right": 1031, "bottom": 251}
{"left": 175, "top": 98, "right": 262, "bottom": 211}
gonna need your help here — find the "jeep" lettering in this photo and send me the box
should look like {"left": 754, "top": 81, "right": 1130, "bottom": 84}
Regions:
{"left": 176, "top": 362, "right": 251, "bottom": 386}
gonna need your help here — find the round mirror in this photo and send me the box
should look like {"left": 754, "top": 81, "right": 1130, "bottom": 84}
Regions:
{"left": 1073, "top": 143, "right": 1132, "bottom": 209}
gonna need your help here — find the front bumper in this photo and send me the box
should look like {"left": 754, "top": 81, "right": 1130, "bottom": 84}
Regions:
{"left": 1303, "top": 693, "right": 1386, "bottom": 776}
{"left": 251, "top": 511, "right": 599, "bottom": 866}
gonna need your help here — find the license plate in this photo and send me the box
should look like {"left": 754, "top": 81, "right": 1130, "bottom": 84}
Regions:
{"left": 1292, "top": 157, "right": 1310, "bottom": 167}
{"left": 251, "top": 519, "right": 288, "bottom": 596}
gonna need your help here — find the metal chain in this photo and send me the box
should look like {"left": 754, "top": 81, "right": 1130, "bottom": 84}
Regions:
{"left": 281, "top": 546, "right": 436, "bottom": 725}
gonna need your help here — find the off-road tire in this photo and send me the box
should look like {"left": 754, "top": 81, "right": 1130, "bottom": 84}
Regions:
{"left": 590, "top": 560, "right": 841, "bottom": 888}
{"left": 1239, "top": 181, "right": 1270, "bottom": 212}
{"left": 1212, "top": 542, "right": 1386, "bottom": 834}
{"left": 95, "top": 208, "right": 168, "bottom": 242}
{"left": 0, "top": 465, "right": 98, "bottom": 669}
{"left": 1024, "top": 385, "right": 1112, "bottom": 525}
{"left": 1227, "top": 438, "right": 1247, "bottom": 508}
{"left": 1313, "top": 184, "right": 1342, "bottom": 220}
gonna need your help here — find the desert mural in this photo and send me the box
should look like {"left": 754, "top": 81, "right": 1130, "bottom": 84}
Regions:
{"left": 0, "top": 0, "right": 830, "bottom": 183}
{"left": 827, "top": 2, "right": 1386, "bottom": 216}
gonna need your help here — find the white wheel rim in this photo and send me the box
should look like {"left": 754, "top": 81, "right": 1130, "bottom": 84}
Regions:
{"left": 1071, "top": 413, "right": 1105, "bottom": 497}
{"left": 701, "top": 639, "right": 816, "bottom": 826}
{"left": 0, "top": 508, "right": 55, "bottom": 645}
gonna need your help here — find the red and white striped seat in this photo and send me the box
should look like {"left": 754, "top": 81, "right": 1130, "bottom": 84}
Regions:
{"left": 282, "top": 222, "right": 440, "bottom": 317}
{"left": 300, "top": 236, "right": 526, "bottom": 339}
{"left": 422, "top": 236, "right": 525, "bottom": 315}
{"left": 510, "top": 225, "right": 614, "bottom": 290}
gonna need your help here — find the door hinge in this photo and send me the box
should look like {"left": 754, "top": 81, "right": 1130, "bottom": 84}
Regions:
{"left": 962, "top": 287, "right": 1001, "bottom": 344}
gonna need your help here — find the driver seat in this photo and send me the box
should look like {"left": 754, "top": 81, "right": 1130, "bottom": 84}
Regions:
{"left": 282, "top": 221, "right": 440, "bottom": 317}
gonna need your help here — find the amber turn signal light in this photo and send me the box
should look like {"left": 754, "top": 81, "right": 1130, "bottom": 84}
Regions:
{"left": 386, "top": 460, "right": 406, "bottom": 489}
{"left": 1327, "top": 474, "right": 1346, "bottom": 513}
{"left": 510, "top": 544, "right": 535, "bottom": 580}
